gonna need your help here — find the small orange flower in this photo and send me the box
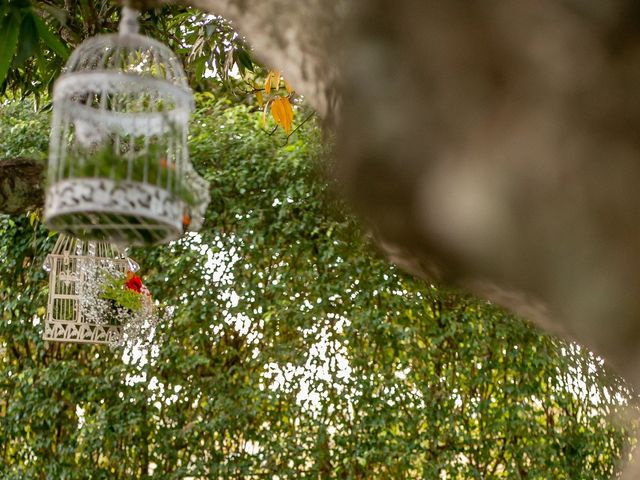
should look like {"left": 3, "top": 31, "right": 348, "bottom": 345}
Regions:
{"left": 182, "top": 214, "right": 191, "bottom": 229}
{"left": 159, "top": 158, "right": 175, "bottom": 170}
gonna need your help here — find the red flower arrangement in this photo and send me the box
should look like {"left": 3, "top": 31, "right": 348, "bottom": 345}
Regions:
{"left": 125, "top": 270, "right": 152, "bottom": 299}
{"left": 125, "top": 271, "right": 143, "bottom": 293}
{"left": 85, "top": 265, "right": 162, "bottom": 346}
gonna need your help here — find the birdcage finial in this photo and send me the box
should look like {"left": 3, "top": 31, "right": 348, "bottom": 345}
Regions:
{"left": 119, "top": 6, "right": 140, "bottom": 35}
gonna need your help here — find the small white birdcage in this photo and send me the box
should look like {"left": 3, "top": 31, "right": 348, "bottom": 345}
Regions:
{"left": 43, "top": 234, "right": 140, "bottom": 344}
{"left": 44, "top": 7, "right": 209, "bottom": 246}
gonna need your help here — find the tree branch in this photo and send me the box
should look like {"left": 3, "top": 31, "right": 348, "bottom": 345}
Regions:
{"left": 0, "top": 158, "right": 45, "bottom": 214}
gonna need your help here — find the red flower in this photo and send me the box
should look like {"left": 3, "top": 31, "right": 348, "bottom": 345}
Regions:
{"left": 125, "top": 271, "right": 143, "bottom": 293}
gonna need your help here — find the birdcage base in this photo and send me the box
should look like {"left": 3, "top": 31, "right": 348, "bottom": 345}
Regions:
{"left": 44, "top": 319, "right": 122, "bottom": 344}
{"left": 45, "top": 178, "right": 184, "bottom": 245}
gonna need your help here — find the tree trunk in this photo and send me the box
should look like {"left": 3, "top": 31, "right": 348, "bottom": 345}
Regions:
{"left": 336, "top": 0, "right": 640, "bottom": 383}
{"left": 183, "top": 8, "right": 640, "bottom": 476}
{"left": 185, "top": 0, "right": 640, "bottom": 390}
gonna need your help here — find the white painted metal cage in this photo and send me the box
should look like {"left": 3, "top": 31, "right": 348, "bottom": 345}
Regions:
{"left": 43, "top": 234, "right": 139, "bottom": 344}
{"left": 44, "top": 7, "right": 209, "bottom": 246}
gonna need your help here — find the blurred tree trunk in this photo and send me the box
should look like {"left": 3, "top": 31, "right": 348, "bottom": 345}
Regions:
{"left": 184, "top": 0, "right": 640, "bottom": 392}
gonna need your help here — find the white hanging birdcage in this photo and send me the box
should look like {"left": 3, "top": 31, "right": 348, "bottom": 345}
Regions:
{"left": 44, "top": 7, "right": 209, "bottom": 246}
{"left": 43, "top": 234, "right": 141, "bottom": 345}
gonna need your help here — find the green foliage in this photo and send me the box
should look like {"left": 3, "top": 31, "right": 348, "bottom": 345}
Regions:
{"left": 0, "top": 8, "right": 21, "bottom": 88}
{"left": 0, "top": 0, "right": 69, "bottom": 99}
{"left": 0, "top": 97, "right": 638, "bottom": 479}
{"left": 0, "top": 95, "right": 49, "bottom": 161}
{"left": 0, "top": 1, "right": 255, "bottom": 100}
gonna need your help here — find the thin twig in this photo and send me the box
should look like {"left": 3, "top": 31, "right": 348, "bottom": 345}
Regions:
{"left": 283, "top": 111, "right": 316, "bottom": 145}
{"left": 260, "top": 125, "right": 279, "bottom": 136}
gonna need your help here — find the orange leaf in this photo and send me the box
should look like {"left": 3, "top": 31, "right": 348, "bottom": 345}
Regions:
{"left": 284, "top": 78, "right": 293, "bottom": 94}
{"left": 271, "top": 97, "right": 284, "bottom": 127}
{"left": 271, "top": 70, "right": 280, "bottom": 90}
{"left": 281, "top": 97, "right": 293, "bottom": 134}
{"left": 268, "top": 97, "right": 294, "bottom": 134}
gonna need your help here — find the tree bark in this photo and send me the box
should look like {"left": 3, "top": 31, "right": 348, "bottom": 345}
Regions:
{"left": 337, "top": 0, "right": 640, "bottom": 380}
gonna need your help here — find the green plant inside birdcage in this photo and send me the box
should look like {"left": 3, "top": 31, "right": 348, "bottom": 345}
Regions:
{"left": 62, "top": 138, "right": 198, "bottom": 206}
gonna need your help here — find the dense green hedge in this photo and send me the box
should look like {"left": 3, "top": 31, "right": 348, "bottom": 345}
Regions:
{"left": 0, "top": 96, "right": 637, "bottom": 479}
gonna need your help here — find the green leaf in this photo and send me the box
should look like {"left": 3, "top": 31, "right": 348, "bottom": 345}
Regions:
{"left": 14, "top": 13, "right": 38, "bottom": 67}
{"left": 32, "top": 13, "right": 68, "bottom": 59}
{"left": 0, "top": 12, "right": 21, "bottom": 86}
{"left": 193, "top": 56, "right": 206, "bottom": 80}
{"left": 235, "top": 48, "right": 253, "bottom": 72}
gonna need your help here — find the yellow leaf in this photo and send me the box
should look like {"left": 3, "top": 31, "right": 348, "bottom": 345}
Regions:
{"left": 264, "top": 74, "right": 271, "bottom": 95}
{"left": 281, "top": 97, "right": 294, "bottom": 134}
{"left": 256, "top": 90, "right": 264, "bottom": 107}
{"left": 271, "top": 97, "right": 284, "bottom": 126}
{"left": 284, "top": 78, "right": 293, "bottom": 94}
{"left": 268, "top": 97, "right": 294, "bottom": 134}
{"left": 264, "top": 70, "right": 280, "bottom": 95}
{"left": 271, "top": 70, "right": 280, "bottom": 90}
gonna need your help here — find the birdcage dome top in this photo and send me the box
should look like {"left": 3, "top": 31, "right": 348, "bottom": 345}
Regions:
{"left": 54, "top": 8, "right": 193, "bottom": 110}
{"left": 63, "top": 34, "right": 189, "bottom": 86}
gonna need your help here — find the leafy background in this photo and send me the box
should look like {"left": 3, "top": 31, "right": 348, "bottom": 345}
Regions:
{"left": 0, "top": 95, "right": 638, "bottom": 479}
